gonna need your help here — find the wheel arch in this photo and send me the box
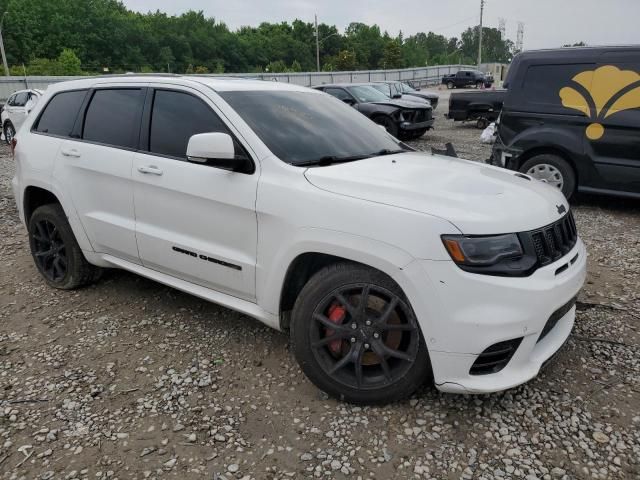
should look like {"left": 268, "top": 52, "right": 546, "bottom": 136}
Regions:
{"left": 23, "top": 185, "right": 61, "bottom": 225}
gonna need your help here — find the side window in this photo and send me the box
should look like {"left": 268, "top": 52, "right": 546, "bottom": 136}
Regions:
{"left": 7, "top": 94, "right": 15, "bottom": 106}
{"left": 521, "top": 63, "right": 595, "bottom": 112}
{"left": 13, "top": 92, "right": 28, "bottom": 106}
{"left": 149, "top": 90, "right": 228, "bottom": 159}
{"left": 34, "top": 90, "right": 87, "bottom": 137}
{"left": 324, "top": 88, "right": 352, "bottom": 101}
{"left": 83, "top": 89, "right": 144, "bottom": 149}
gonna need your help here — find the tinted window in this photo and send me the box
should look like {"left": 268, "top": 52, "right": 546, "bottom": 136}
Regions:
{"left": 221, "top": 90, "right": 403, "bottom": 165}
{"left": 521, "top": 63, "right": 595, "bottom": 109}
{"left": 324, "top": 88, "right": 352, "bottom": 101}
{"left": 7, "top": 94, "right": 15, "bottom": 106}
{"left": 83, "top": 89, "right": 143, "bottom": 148}
{"left": 149, "top": 90, "right": 228, "bottom": 158}
{"left": 13, "top": 92, "right": 28, "bottom": 106}
{"left": 34, "top": 90, "right": 87, "bottom": 137}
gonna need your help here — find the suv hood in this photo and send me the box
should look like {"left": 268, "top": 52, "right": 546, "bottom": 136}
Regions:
{"left": 304, "top": 152, "right": 569, "bottom": 235}
{"left": 370, "top": 99, "right": 431, "bottom": 110}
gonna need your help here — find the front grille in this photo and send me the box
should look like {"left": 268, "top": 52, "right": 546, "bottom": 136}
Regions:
{"left": 537, "top": 295, "right": 578, "bottom": 343}
{"left": 469, "top": 337, "right": 523, "bottom": 375}
{"left": 523, "top": 212, "right": 577, "bottom": 268}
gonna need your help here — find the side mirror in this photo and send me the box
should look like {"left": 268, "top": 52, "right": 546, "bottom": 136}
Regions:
{"left": 186, "top": 132, "right": 251, "bottom": 173}
{"left": 342, "top": 98, "right": 355, "bottom": 105}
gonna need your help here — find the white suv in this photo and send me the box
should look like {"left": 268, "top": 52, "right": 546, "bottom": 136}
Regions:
{"left": 2, "top": 88, "right": 43, "bottom": 143}
{"left": 11, "top": 76, "right": 586, "bottom": 404}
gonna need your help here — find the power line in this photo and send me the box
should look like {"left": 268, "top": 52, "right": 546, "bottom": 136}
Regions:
{"left": 429, "top": 14, "right": 479, "bottom": 34}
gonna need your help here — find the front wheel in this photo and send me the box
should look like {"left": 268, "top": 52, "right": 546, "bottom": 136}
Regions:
{"left": 3, "top": 121, "right": 15, "bottom": 145}
{"left": 446, "top": 81, "right": 454, "bottom": 90}
{"left": 28, "top": 204, "right": 102, "bottom": 289}
{"left": 373, "top": 115, "right": 399, "bottom": 138}
{"left": 519, "top": 154, "right": 576, "bottom": 199}
{"left": 290, "top": 263, "right": 431, "bottom": 404}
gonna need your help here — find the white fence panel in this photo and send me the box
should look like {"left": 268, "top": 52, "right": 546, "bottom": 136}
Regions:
{"left": 0, "top": 65, "right": 476, "bottom": 100}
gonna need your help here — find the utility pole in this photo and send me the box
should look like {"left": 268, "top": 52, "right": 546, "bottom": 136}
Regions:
{"left": 477, "top": 0, "right": 484, "bottom": 67}
{"left": 0, "top": 12, "right": 10, "bottom": 76}
{"left": 315, "top": 14, "right": 320, "bottom": 72}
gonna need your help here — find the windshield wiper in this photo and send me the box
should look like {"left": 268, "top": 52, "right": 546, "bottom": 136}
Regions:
{"left": 372, "top": 148, "right": 410, "bottom": 156}
{"left": 296, "top": 154, "right": 373, "bottom": 167}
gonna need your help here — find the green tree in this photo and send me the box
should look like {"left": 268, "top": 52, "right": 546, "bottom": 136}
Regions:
{"left": 57, "top": 48, "right": 82, "bottom": 74}
{"left": 383, "top": 40, "right": 403, "bottom": 69}
{"left": 335, "top": 50, "right": 357, "bottom": 71}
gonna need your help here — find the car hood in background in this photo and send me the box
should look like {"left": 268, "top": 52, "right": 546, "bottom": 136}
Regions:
{"left": 369, "top": 99, "right": 431, "bottom": 110}
{"left": 304, "top": 152, "right": 568, "bottom": 235}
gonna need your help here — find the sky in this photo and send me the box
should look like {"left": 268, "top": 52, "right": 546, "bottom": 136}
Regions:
{"left": 121, "top": 0, "right": 639, "bottom": 50}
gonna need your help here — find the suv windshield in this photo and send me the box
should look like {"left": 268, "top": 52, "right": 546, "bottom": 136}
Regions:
{"left": 221, "top": 90, "right": 404, "bottom": 165}
{"left": 371, "top": 84, "right": 392, "bottom": 97}
{"left": 347, "top": 86, "right": 391, "bottom": 103}
{"left": 400, "top": 82, "right": 416, "bottom": 93}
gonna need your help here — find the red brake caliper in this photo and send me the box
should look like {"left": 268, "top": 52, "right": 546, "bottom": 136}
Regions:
{"left": 326, "top": 303, "right": 347, "bottom": 354}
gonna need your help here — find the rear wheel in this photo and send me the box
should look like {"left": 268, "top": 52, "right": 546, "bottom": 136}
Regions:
{"left": 373, "top": 115, "right": 399, "bottom": 138}
{"left": 291, "top": 263, "right": 431, "bottom": 404}
{"left": 28, "top": 204, "right": 102, "bottom": 289}
{"left": 476, "top": 117, "right": 488, "bottom": 129}
{"left": 3, "top": 121, "right": 15, "bottom": 145}
{"left": 519, "top": 154, "right": 576, "bottom": 199}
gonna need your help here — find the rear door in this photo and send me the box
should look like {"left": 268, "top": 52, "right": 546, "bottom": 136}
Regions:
{"left": 586, "top": 51, "right": 640, "bottom": 193}
{"left": 52, "top": 86, "right": 145, "bottom": 263}
{"left": 132, "top": 86, "right": 259, "bottom": 300}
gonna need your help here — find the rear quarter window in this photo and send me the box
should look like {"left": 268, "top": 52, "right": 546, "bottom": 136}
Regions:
{"left": 33, "top": 90, "right": 87, "bottom": 137}
{"left": 515, "top": 63, "right": 595, "bottom": 114}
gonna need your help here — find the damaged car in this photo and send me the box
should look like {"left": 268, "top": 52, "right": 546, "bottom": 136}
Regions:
{"left": 315, "top": 83, "right": 433, "bottom": 139}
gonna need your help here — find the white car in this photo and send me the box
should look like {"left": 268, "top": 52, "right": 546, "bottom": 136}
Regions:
{"left": 11, "top": 76, "right": 586, "bottom": 404}
{"left": 2, "top": 89, "right": 43, "bottom": 143}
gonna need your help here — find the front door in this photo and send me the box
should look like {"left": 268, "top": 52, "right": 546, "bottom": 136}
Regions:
{"left": 132, "top": 87, "right": 258, "bottom": 300}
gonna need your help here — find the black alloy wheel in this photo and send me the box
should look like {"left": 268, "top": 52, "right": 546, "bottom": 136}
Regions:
{"left": 291, "top": 263, "right": 431, "bottom": 404}
{"left": 28, "top": 204, "right": 102, "bottom": 289}
{"left": 31, "top": 218, "right": 68, "bottom": 282}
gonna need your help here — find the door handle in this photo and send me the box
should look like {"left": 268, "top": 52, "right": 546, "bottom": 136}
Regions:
{"left": 137, "top": 165, "right": 163, "bottom": 176}
{"left": 60, "top": 148, "right": 81, "bottom": 158}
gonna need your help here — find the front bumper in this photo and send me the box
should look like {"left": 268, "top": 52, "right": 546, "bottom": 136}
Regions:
{"left": 490, "top": 136, "right": 522, "bottom": 169}
{"left": 401, "top": 239, "right": 587, "bottom": 394}
{"left": 400, "top": 119, "right": 434, "bottom": 131}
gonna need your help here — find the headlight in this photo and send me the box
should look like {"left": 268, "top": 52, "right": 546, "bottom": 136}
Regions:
{"left": 442, "top": 234, "right": 523, "bottom": 266}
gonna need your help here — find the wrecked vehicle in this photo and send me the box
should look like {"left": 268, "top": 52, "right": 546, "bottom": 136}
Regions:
{"left": 315, "top": 83, "right": 433, "bottom": 139}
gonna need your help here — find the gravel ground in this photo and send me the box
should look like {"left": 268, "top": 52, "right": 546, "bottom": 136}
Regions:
{"left": 0, "top": 93, "right": 639, "bottom": 480}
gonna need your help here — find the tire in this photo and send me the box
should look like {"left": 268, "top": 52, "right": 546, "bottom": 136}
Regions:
{"left": 519, "top": 154, "right": 576, "bottom": 199}
{"left": 373, "top": 115, "right": 399, "bottom": 138}
{"left": 476, "top": 118, "right": 488, "bottom": 129}
{"left": 28, "top": 204, "right": 102, "bottom": 289}
{"left": 3, "top": 121, "right": 15, "bottom": 145}
{"left": 476, "top": 81, "right": 483, "bottom": 89}
{"left": 290, "top": 263, "right": 431, "bottom": 405}
{"left": 446, "top": 81, "right": 454, "bottom": 90}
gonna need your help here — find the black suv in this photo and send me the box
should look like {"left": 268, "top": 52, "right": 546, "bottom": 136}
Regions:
{"left": 491, "top": 46, "right": 640, "bottom": 199}
{"left": 442, "top": 70, "right": 493, "bottom": 89}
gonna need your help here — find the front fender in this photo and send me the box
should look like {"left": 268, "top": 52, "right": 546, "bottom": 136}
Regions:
{"left": 257, "top": 227, "right": 416, "bottom": 316}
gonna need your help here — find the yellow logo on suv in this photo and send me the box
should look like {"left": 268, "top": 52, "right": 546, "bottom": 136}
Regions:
{"left": 559, "top": 65, "right": 640, "bottom": 140}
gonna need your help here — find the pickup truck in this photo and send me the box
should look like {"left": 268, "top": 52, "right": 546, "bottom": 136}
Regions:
{"left": 445, "top": 89, "right": 507, "bottom": 128}
{"left": 442, "top": 70, "right": 493, "bottom": 89}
